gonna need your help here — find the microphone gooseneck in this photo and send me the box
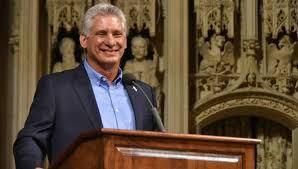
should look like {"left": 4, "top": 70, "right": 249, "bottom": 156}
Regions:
{"left": 122, "top": 73, "right": 136, "bottom": 85}
{"left": 123, "top": 73, "right": 166, "bottom": 132}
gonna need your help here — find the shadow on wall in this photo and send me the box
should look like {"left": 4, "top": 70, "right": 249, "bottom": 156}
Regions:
{"left": 0, "top": 0, "right": 10, "bottom": 168}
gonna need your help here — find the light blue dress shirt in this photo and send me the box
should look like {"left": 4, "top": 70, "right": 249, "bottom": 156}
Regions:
{"left": 84, "top": 59, "right": 136, "bottom": 130}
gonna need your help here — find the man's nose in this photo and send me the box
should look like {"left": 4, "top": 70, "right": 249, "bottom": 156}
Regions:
{"left": 105, "top": 34, "right": 116, "bottom": 47}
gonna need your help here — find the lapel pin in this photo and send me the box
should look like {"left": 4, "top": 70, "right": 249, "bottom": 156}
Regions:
{"left": 132, "top": 85, "right": 138, "bottom": 92}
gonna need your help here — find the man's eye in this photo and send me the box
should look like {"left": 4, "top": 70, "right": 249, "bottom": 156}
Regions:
{"left": 113, "top": 32, "right": 123, "bottom": 37}
{"left": 95, "top": 32, "right": 106, "bottom": 36}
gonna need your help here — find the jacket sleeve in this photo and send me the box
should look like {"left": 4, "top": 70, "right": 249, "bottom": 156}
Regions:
{"left": 13, "top": 75, "right": 55, "bottom": 169}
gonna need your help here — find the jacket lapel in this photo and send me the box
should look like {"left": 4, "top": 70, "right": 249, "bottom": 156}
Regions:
{"left": 72, "top": 64, "right": 102, "bottom": 129}
{"left": 125, "top": 84, "right": 144, "bottom": 130}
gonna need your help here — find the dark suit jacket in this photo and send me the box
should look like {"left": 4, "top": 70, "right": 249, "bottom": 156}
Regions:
{"left": 13, "top": 64, "right": 157, "bottom": 169}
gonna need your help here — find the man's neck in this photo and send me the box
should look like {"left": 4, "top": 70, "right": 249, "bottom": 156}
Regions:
{"left": 86, "top": 59, "right": 119, "bottom": 84}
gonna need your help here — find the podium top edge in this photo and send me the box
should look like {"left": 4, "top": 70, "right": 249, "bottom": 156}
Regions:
{"left": 100, "top": 128, "right": 261, "bottom": 144}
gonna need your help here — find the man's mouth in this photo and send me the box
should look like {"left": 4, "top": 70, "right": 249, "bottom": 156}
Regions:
{"left": 101, "top": 49, "right": 119, "bottom": 52}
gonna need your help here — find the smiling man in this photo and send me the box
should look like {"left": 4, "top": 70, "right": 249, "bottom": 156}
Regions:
{"left": 13, "top": 3, "right": 157, "bottom": 169}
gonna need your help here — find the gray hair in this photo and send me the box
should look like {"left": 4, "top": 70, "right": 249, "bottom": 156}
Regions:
{"left": 81, "top": 3, "right": 127, "bottom": 36}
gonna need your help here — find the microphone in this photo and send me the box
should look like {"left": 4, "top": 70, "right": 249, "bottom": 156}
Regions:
{"left": 123, "top": 73, "right": 166, "bottom": 132}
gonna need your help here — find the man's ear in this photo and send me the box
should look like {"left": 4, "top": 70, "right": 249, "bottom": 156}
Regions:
{"left": 79, "top": 34, "right": 88, "bottom": 48}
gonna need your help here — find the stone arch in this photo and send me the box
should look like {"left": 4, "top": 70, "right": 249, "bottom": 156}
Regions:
{"left": 192, "top": 89, "right": 298, "bottom": 131}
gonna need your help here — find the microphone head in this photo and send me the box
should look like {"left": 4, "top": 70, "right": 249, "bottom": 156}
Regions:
{"left": 123, "top": 73, "right": 136, "bottom": 85}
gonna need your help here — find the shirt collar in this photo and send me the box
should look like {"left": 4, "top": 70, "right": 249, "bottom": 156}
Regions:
{"left": 83, "top": 58, "right": 123, "bottom": 87}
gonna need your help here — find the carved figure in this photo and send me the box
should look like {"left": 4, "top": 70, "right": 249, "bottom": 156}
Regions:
{"left": 124, "top": 36, "right": 159, "bottom": 87}
{"left": 293, "top": 81, "right": 298, "bottom": 99}
{"left": 124, "top": 36, "right": 164, "bottom": 113}
{"left": 268, "top": 35, "right": 298, "bottom": 76}
{"left": 198, "top": 34, "right": 234, "bottom": 74}
{"left": 53, "top": 37, "right": 80, "bottom": 73}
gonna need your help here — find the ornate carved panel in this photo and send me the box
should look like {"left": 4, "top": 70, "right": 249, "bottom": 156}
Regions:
{"left": 262, "top": 0, "right": 298, "bottom": 96}
{"left": 191, "top": 0, "right": 298, "bottom": 112}
{"left": 115, "top": 0, "right": 157, "bottom": 36}
{"left": 47, "top": 0, "right": 90, "bottom": 39}
{"left": 263, "top": 0, "right": 298, "bottom": 38}
{"left": 193, "top": 0, "right": 240, "bottom": 103}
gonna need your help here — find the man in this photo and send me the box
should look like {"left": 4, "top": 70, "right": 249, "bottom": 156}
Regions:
{"left": 13, "top": 3, "right": 157, "bottom": 169}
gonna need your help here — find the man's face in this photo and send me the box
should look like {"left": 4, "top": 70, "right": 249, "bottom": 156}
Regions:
{"left": 80, "top": 14, "right": 127, "bottom": 70}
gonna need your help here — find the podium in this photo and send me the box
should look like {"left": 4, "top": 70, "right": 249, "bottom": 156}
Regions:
{"left": 50, "top": 128, "right": 260, "bottom": 169}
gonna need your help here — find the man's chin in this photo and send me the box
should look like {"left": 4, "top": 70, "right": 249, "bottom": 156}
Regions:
{"left": 100, "top": 58, "right": 121, "bottom": 67}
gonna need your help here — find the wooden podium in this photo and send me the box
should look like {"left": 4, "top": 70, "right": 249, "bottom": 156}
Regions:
{"left": 50, "top": 128, "right": 260, "bottom": 169}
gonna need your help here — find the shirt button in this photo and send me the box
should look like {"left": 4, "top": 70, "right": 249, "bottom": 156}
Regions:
{"left": 115, "top": 109, "right": 119, "bottom": 112}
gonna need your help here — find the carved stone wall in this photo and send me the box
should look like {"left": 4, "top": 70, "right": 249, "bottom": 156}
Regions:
{"left": 191, "top": 0, "right": 298, "bottom": 168}
{"left": 192, "top": 0, "right": 298, "bottom": 125}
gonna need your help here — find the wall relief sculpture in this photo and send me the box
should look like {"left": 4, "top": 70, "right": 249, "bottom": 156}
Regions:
{"left": 192, "top": 0, "right": 298, "bottom": 104}
{"left": 47, "top": 0, "right": 90, "bottom": 72}
{"left": 52, "top": 37, "right": 80, "bottom": 73}
{"left": 263, "top": 0, "right": 298, "bottom": 95}
{"left": 193, "top": 0, "right": 239, "bottom": 101}
{"left": 198, "top": 34, "right": 235, "bottom": 74}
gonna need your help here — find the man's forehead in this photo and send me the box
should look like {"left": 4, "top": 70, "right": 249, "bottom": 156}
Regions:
{"left": 91, "top": 14, "right": 125, "bottom": 31}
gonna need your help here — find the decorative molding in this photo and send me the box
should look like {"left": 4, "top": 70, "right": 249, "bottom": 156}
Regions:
{"left": 117, "top": 147, "right": 241, "bottom": 162}
{"left": 194, "top": 90, "right": 298, "bottom": 129}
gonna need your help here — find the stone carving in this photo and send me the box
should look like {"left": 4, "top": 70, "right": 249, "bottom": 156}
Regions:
{"left": 115, "top": 0, "right": 157, "bottom": 36}
{"left": 195, "top": 0, "right": 236, "bottom": 39}
{"left": 125, "top": 36, "right": 161, "bottom": 86}
{"left": 124, "top": 36, "right": 164, "bottom": 112}
{"left": 262, "top": 0, "right": 298, "bottom": 96}
{"left": 194, "top": 0, "right": 240, "bottom": 101}
{"left": 294, "top": 81, "right": 298, "bottom": 99}
{"left": 239, "top": 39, "right": 260, "bottom": 75}
{"left": 47, "top": 0, "right": 87, "bottom": 36}
{"left": 194, "top": 33, "right": 236, "bottom": 100}
{"left": 52, "top": 37, "right": 79, "bottom": 73}
{"left": 198, "top": 34, "right": 235, "bottom": 74}
{"left": 268, "top": 35, "right": 298, "bottom": 76}
{"left": 47, "top": 0, "right": 88, "bottom": 73}
{"left": 195, "top": 95, "right": 298, "bottom": 126}
{"left": 263, "top": 0, "right": 298, "bottom": 38}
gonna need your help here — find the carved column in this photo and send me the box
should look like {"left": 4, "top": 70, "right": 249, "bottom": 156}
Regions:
{"left": 5, "top": 0, "right": 40, "bottom": 168}
{"left": 243, "top": 0, "right": 258, "bottom": 39}
{"left": 238, "top": 0, "right": 260, "bottom": 88}
{"left": 293, "top": 128, "right": 298, "bottom": 169}
{"left": 5, "top": 1, "right": 20, "bottom": 168}
{"left": 164, "top": 0, "right": 189, "bottom": 133}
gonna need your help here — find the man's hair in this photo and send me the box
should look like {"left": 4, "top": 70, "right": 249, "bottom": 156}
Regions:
{"left": 81, "top": 3, "right": 127, "bottom": 36}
